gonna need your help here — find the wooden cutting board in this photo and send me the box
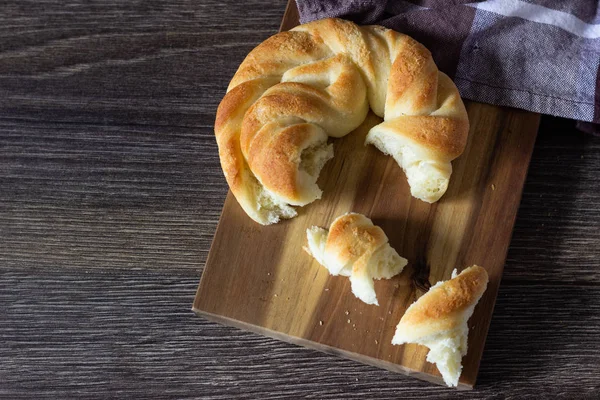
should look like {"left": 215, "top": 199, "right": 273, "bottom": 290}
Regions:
{"left": 193, "top": 0, "right": 540, "bottom": 389}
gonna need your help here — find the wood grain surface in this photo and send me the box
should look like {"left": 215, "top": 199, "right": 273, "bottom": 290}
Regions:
{"left": 1, "top": 0, "right": 599, "bottom": 398}
{"left": 193, "top": 0, "right": 539, "bottom": 389}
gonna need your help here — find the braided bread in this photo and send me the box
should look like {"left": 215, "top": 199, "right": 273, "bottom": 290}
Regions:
{"left": 215, "top": 18, "right": 469, "bottom": 225}
{"left": 304, "top": 213, "right": 408, "bottom": 305}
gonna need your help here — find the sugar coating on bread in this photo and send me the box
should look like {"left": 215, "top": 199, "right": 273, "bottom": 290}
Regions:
{"left": 215, "top": 18, "right": 469, "bottom": 224}
{"left": 305, "top": 213, "right": 408, "bottom": 305}
{"left": 391, "top": 265, "right": 489, "bottom": 387}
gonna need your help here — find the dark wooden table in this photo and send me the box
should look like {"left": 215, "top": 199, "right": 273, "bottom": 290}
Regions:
{"left": 1, "top": 1, "right": 599, "bottom": 398}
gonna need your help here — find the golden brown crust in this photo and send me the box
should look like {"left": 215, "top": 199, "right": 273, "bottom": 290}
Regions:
{"left": 228, "top": 31, "right": 331, "bottom": 91}
{"left": 214, "top": 18, "right": 470, "bottom": 224}
{"left": 400, "top": 266, "right": 488, "bottom": 331}
{"left": 375, "top": 115, "right": 469, "bottom": 161}
{"left": 246, "top": 122, "right": 323, "bottom": 201}
{"left": 215, "top": 78, "right": 278, "bottom": 192}
{"left": 325, "top": 213, "right": 388, "bottom": 264}
{"left": 386, "top": 36, "right": 438, "bottom": 115}
{"left": 307, "top": 213, "right": 407, "bottom": 305}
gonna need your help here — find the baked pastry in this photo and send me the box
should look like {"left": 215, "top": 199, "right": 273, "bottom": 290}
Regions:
{"left": 305, "top": 213, "right": 407, "bottom": 305}
{"left": 215, "top": 18, "right": 469, "bottom": 224}
{"left": 391, "top": 265, "right": 489, "bottom": 387}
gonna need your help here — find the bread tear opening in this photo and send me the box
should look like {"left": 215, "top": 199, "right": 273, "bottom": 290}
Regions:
{"left": 251, "top": 139, "right": 333, "bottom": 225}
{"left": 252, "top": 175, "right": 297, "bottom": 225}
{"left": 292, "top": 139, "right": 334, "bottom": 206}
{"left": 299, "top": 141, "right": 334, "bottom": 180}
{"left": 366, "top": 130, "right": 450, "bottom": 203}
{"left": 370, "top": 244, "right": 407, "bottom": 280}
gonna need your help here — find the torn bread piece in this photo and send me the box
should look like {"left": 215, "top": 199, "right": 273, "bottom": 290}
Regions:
{"left": 305, "top": 213, "right": 408, "bottom": 305}
{"left": 392, "top": 265, "right": 489, "bottom": 387}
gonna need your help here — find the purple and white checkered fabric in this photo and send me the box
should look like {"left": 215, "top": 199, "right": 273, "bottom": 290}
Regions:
{"left": 296, "top": 0, "right": 600, "bottom": 130}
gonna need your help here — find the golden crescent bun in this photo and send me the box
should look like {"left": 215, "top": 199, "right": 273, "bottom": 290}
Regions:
{"left": 304, "top": 213, "right": 408, "bottom": 305}
{"left": 215, "top": 18, "right": 469, "bottom": 225}
{"left": 392, "top": 265, "right": 489, "bottom": 387}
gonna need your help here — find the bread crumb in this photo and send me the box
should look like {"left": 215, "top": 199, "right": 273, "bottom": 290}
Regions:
{"left": 352, "top": 324, "right": 356, "bottom": 328}
{"left": 319, "top": 320, "right": 323, "bottom": 326}
{"left": 325, "top": 288, "right": 329, "bottom": 291}
{"left": 388, "top": 311, "right": 391, "bottom": 314}
{"left": 355, "top": 378, "right": 359, "bottom": 382}
{"left": 375, "top": 339, "right": 378, "bottom": 345}
{"left": 491, "top": 184, "right": 496, "bottom": 190}
{"left": 347, "top": 319, "right": 351, "bottom": 324}
{"left": 267, "top": 273, "right": 271, "bottom": 276}
{"left": 345, "top": 310, "right": 349, "bottom": 315}
{"left": 273, "top": 294, "right": 278, "bottom": 297}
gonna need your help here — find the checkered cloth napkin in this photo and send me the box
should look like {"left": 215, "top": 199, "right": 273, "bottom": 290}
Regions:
{"left": 296, "top": 0, "right": 600, "bottom": 133}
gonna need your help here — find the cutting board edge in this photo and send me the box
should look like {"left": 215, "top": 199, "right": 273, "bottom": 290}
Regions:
{"left": 192, "top": 305, "right": 474, "bottom": 390}
{"left": 473, "top": 114, "right": 540, "bottom": 373}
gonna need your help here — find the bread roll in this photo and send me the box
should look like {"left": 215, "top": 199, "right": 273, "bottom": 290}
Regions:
{"left": 216, "top": 18, "right": 469, "bottom": 224}
{"left": 392, "top": 265, "right": 489, "bottom": 387}
{"left": 305, "top": 213, "right": 407, "bottom": 305}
